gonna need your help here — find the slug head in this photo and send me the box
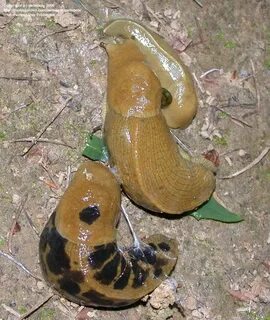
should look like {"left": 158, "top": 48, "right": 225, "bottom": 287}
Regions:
{"left": 104, "top": 19, "right": 198, "bottom": 129}
{"left": 55, "top": 162, "right": 121, "bottom": 246}
{"left": 106, "top": 40, "right": 162, "bottom": 118}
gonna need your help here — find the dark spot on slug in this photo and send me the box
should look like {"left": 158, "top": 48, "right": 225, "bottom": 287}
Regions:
{"left": 161, "top": 88, "right": 173, "bottom": 108}
{"left": 79, "top": 205, "right": 100, "bottom": 225}
{"left": 151, "top": 257, "right": 169, "bottom": 280}
{"left": 39, "top": 226, "right": 49, "bottom": 252}
{"left": 39, "top": 212, "right": 56, "bottom": 253}
{"left": 128, "top": 247, "right": 146, "bottom": 262}
{"left": 143, "top": 246, "right": 157, "bottom": 265}
{"left": 58, "top": 277, "right": 81, "bottom": 295}
{"left": 158, "top": 242, "right": 171, "bottom": 252}
{"left": 43, "top": 212, "right": 70, "bottom": 274}
{"left": 94, "top": 251, "right": 121, "bottom": 285}
{"left": 153, "top": 257, "right": 169, "bottom": 279}
{"left": 88, "top": 242, "right": 116, "bottom": 269}
{"left": 148, "top": 242, "right": 158, "bottom": 250}
{"left": 65, "top": 270, "right": 84, "bottom": 283}
{"left": 131, "top": 260, "right": 148, "bottom": 288}
{"left": 82, "top": 290, "right": 131, "bottom": 307}
{"left": 154, "top": 257, "right": 168, "bottom": 275}
{"left": 128, "top": 246, "right": 156, "bottom": 265}
{"left": 113, "top": 256, "right": 131, "bottom": 290}
{"left": 154, "top": 268, "right": 163, "bottom": 278}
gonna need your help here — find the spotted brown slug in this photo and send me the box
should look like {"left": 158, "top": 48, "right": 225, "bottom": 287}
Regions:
{"left": 104, "top": 40, "right": 216, "bottom": 214}
{"left": 39, "top": 161, "right": 178, "bottom": 307}
{"left": 103, "top": 19, "right": 198, "bottom": 129}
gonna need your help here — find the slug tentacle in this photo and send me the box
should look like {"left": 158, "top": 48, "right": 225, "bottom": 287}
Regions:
{"left": 104, "top": 40, "right": 215, "bottom": 214}
{"left": 39, "top": 161, "right": 178, "bottom": 307}
{"left": 104, "top": 19, "right": 198, "bottom": 129}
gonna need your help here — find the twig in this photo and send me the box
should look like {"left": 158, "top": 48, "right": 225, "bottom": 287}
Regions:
{"left": 177, "top": 39, "right": 193, "bottom": 53}
{"left": 11, "top": 137, "right": 75, "bottom": 149}
{"left": 7, "top": 197, "right": 27, "bottom": 254}
{"left": 76, "top": 0, "right": 98, "bottom": 21}
{"left": 0, "top": 250, "right": 42, "bottom": 281}
{"left": 57, "top": 299, "right": 77, "bottom": 319}
{"left": 170, "top": 131, "right": 193, "bottom": 156}
{"left": 215, "top": 105, "right": 252, "bottom": 128}
{"left": 0, "top": 76, "right": 45, "bottom": 81}
{"left": 250, "top": 59, "right": 260, "bottom": 112}
{"left": 1, "top": 304, "right": 20, "bottom": 318}
{"left": 35, "top": 24, "right": 81, "bottom": 46}
{"left": 39, "top": 177, "right": 59, "bottom": 190}
{"left": 240, "top": 74, "right": 254, "bottom": 82}
{"left": 40, "top": 163, "right": 60, "bottom": 190}
{"left": 23, "top": 210, "right": 40, "bottom": 237}
{"left": 193, "top": 16, "right": 205, "bottom": 47}
{"left": 192, "top": 72, "right": 205, "bottom": 93}
{"left": 219, "top": 148, "right": 241, "bottom": 157}
{"left": 219, "top": 102, "right": 256, "bottom": 109}
{"left": 91, "top": 124, "right": 102, "bottom": 135}
{"left": 65, "top": 165, "right": 71, "bottom": 190}
{"left": 21, "top": 97, "right": 72, "bottom": 157}
{"left": 200, "top": 68, "right": 222, "bottom": 79}
{"left": 144, "top": 4, "right": 166, "bottom": 28}
{"left": 7, "top": 219, "right": 19, "bottom": 254}
{"left": 0, "top": 16, "right": 16, "bottom": 29}
{"left": 20, "top": 294, "right": 53, "bottom": 319}
{"left": 9, "top": 100, "right": 33, "bottom": 114}
{"left": 104, "top": 0, "right": 120, "bottom": 9}
{"left": 219, "top": 146, "right": 270, "bottom": 179}
{"left": 193, "top": 0, "right": 203, "bottom": 7}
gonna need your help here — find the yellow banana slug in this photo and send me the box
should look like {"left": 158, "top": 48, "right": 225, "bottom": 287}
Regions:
{"left": 103, "top": 19, "right": 198, "bottom": 129}
{"left": 39, "top": 161, "right": 178, "bottom": 307}
{"left": 104, "top": 41, "right": 215, "bottom": 214}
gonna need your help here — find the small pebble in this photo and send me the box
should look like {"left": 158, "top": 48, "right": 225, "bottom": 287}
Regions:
{"left": 205, "top": 96, "right": 216, "bottom": 106}
{"left": 173, "top": 10, "right": 181, "bottom": 19}
{"left": 70, "top": 302, "right": 78, "bottom": 308}
{"left": 170, "top": 20, "right": 179, "bottom": 30}
{"left": 225, "top": 156, "right": 233, "bottom": 166}
{"left": 60, "top": 297, "right": 69, "bottom": 304}
{"left": 199, "top": 307, "right": 210, "bottom": 319}
{"left": 36, "top": 281, "right": 45, "bottom": 290}
{"left": 12, "top": 194, "right": 21, "bottom": 205}
{"left": 164, "top": 9, "right": 172, "bottom": 17}
{"left": 258, "top": 288, "right": 270, "bottom": 303}
{"left": 149, "top": 21, "right": 159, "bottom": 28}
{"left": 230, "top": 283, "right": 239, "bottom": 291}
{"left": 3, "top": 141, "right": 9, "bottom": 148}
{"left": 267, "top": 232, "right": 270, "bottom": 244}
{"left": 195, "top": 231, "right": 207, "bottom": 241}
{"left": 192, "top": 309, "right": 202, "bottom": 318}
{"left": 185, "top": 296, "right": 197, "bottom": 310}
{"left": 238, "top": 149, "right": 247, "bottom": 157}
{"left": 87, "top": 310, "right": 97, "bottom": 317}
{"left": 179, "top": 52, "right": 192, "bottom": 67}
{"left": 149, "top": 279, "right": 177, "bottom": 309}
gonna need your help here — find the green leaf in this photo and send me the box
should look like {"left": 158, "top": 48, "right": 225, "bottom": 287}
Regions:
{"left": 190, "top": 196, "right": 243, "bottom": 223}
{"left": 82, "top": 134, "right": 109, "bottom": 162}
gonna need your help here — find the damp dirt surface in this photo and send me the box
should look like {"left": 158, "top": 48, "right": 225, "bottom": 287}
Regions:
{"left": 0, "top": 1, "right": 270, "bottom": 320}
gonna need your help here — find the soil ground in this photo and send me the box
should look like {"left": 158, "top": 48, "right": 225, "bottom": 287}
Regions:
{"left": 0, "top": 1, "right": 269, "bottom": 319}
